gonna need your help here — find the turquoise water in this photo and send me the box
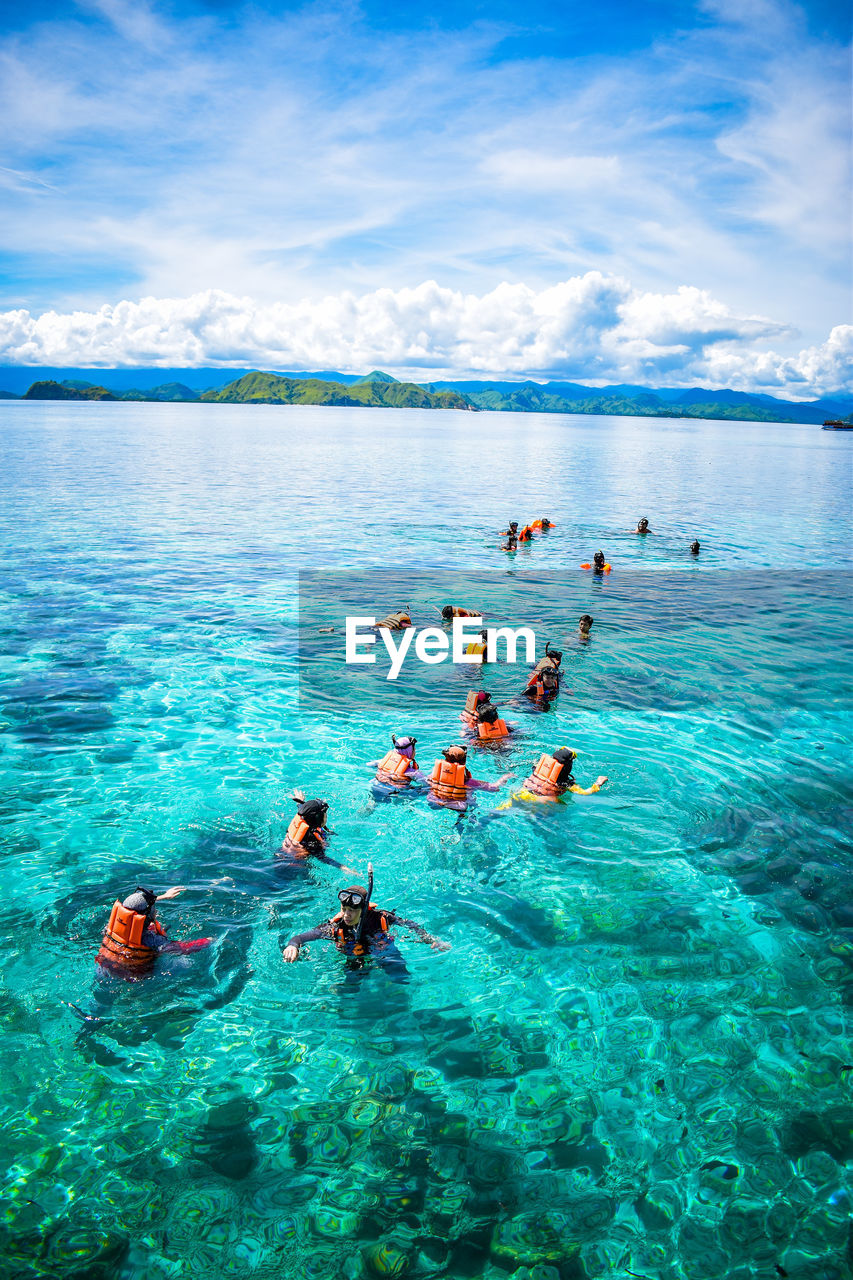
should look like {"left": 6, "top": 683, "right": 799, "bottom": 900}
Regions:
{"left": 0, "top": 400, "right": 851, "bottom": 1280}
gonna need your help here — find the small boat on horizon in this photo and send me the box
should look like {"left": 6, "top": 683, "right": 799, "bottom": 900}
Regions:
{"left": 822, "top": 420, "right": 853, "bottom": 430}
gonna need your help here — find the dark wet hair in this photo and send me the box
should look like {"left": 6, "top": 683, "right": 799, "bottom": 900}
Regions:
{"left": 552, "top": 748, "right": 576, "bottom": 784}
{"left": 638, "top": 517, "right": 649, "bottom": 528}
{"left": 477, "top": 702, "right": 499, "bottom": 723}
{"left": 123, "top": 886, "right": 157, "bottom": 915}
{"left": 579, "top": 614, "right": 593, "bottom": 628}
{"left": 443, "top": 745, "right": 467, "bottom": 763}
{"left": 690, "top": 540, "right": 700, "bottom": 554}
{"left": 593, "top": 550, "right": 605, "bottom": 565}
{"left": 298, "top": 798, "right": 328, "bottom": 828}
{"left": 441, "top": 605, "right": 453, "bottom": 620}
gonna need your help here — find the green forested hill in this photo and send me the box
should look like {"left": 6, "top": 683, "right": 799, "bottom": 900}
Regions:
{"left": 199, "top": 371, "right": 471, "bottom": 410}
{"left": 24, "top": 380, "right": 117, "bottom": 401}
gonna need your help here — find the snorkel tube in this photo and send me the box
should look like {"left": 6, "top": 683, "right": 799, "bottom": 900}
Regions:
{"left": 354, "top": 861, "right": 374, "bottom": 949}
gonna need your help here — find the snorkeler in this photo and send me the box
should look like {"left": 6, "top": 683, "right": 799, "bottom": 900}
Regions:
{"left": 427, "top": 745, "right": 512, "bottom": 812}
{"left": 474, "top": 701, "right": 514, "bottom": 740}
{"left": 281, "top": 793, "right": 357, "bottom": 874}
{"left": 578, "top": 614, "right": 593, "bottom": 639}
{"left": 523, "top": 665, "right": 560, "bottom": 702}
{"left": 531, "top": 517, "right": 554, "bottom": 530}
{"left": 95, "top": 886, "right": 211, "bottom": 978}
{"left": 440, "top": 605, "right": 482, "bottom": 621}
{"left": 690, "top": 540, "right": 700, "bottom": 555}
{"left": 500, "top": 521, "right": 519, "bottom": 538}
{"left": 518, "top": 524, "right": 533, "bottom": 542}
{"left": 581, "top": 550, "right": 612, "bottom": 574}
{"left": 369, "top": 734, "right": 421, "bottom": 794}
{"left": 499, "top": 749, "right": 608, "bottom": 806}
{"left": 282, "top": 865, "right": 450, "bottom": 973}
{"left": 501, "top": 535, "right": 518, "bottom": 552}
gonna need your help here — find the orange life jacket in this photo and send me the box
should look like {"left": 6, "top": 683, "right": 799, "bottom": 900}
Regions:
{"left": 332, "top": 906, "right": 389, "bottom": 955}
{"left": 518, "top": 526, "right": 533, "bottom": 541}
{"left": 478, "top": 717, "right": 509, "bottom": 739}
{"left": 429, "top": 759, "right": 469, "bottom": 803}
{"left": 532, "top": 519, "right": 553, "bottom": 530}
{"left": 581, "top": 562, "right": 611, "bottom": 572}
{"left": 375, "top": 748, "right": 418, "bottom": 786}
{"left": 461, "top": 690, "right": 482, "bottom": 725}
{"left": 283, "top": 815, "right": 325, "bottom": 856}
{"left": 524, "top": 754, "right": 570, "bottom": 797}
{"left": 466, "top": 641, "right": 487, "bottom": 656}
{"left": 96, "top": 900, "right": 165, "bottom": 971}
{"left": 526, "top": 670, "right": 557, "bottom": 698}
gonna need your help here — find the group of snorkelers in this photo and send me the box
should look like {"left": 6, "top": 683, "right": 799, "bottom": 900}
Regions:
{"left": 88, "top": 510, "right": 699, "bottom": 993}
{"left": 502, "top": 514, "right": 700, "bottom": 561}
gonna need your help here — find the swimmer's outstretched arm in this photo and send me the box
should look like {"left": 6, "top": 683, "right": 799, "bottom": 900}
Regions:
{"left": 156, "top": 886, "right": 185, "bottom": 900}
{"left": 282, "top": 920, "right": 334, "bottom": 962}
{"left": 568, "top": 775, "right": 609, "bottom": 795}
{"left": 385, "top": 910, "right": 451, "bottom": 952}
{"left": 468, "top": 773, "right": 514, "bottom": 792}
{"left": 313, "top": 850, "right": 358, "bottom": 876}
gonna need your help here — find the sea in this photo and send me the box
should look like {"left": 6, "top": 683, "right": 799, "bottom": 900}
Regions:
{"left": 0, "top": 400, "right": 851, "bottom": 1280}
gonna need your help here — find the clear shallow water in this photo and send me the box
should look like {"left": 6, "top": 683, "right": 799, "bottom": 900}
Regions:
{"left": 0, "top": 401, "right": 851, "bottom": 1280}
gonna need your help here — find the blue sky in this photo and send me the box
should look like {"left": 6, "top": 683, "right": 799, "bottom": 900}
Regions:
{"left": 0, "top": 0, "right": 850, "bottom": 393}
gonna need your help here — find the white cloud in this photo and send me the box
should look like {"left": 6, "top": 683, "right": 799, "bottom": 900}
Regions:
{"left": 1, "top": 275, "right": 849, "bottom": 398}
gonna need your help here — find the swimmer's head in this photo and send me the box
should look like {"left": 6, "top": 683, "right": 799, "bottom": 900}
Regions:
{"left": 443, "top": 745, "right": 468, "bottom": 765}
{"left": 297, "top": 798, "right": 328, "bottom": 829}
{"left": 123, "top": 886, "right": 158, "bottom": 919}
{"left": 579, "top": 614, "right": 593, "bottom": 634}
{"left": 392, "top": 734, "right": 417, "bottom": 757}
{"left": 509, "top": 522, "right": 518, "bottom": 531}
{"left": 540, "top": 667, "right": 559, "bottom": 688}
{"left": 637, "top": 517, "right": 649, "bottom": 531}
{"left": 593, "top": 550, "right": 605, "bottom": 567}
{"left": 440, "top": 605, "right": 454, "bottom": 621}
{"left": 477, "top": 702, "right": 499, "bottom": 724}
{"left": 690, "top": 540, "right": 700, "bottom": 554}
{"left": 552, "top": 748, "right": 577, "bottom": 783}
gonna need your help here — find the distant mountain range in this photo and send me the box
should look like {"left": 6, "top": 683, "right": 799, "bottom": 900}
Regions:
{"left": 3, "top": 366, "right": 851, "bottom": 424}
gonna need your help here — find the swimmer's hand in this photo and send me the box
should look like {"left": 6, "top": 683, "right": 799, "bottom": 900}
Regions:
{"left": 496, "top": 773, "right": 516, "bottom": 786}
{"left": 282, "top": 945, "right": 300, "bottom": 963}
{"left": 429, "top": 936, "right": 451, "bottom": 952}
{"left": 291, "top": 789, "right": 305, "bottom": 803}
{"left": 157, "top": 886, "right": 185, "bottom": 900}
{"left": 595, "top": 775, "right": 609, "bottom": 788}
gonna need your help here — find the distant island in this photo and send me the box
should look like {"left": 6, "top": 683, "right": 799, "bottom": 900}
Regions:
{"left": 6, "top": 368, "right": 852, "bottom": 425}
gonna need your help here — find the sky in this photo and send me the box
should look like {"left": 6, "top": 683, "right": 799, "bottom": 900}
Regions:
{"left": 0, "top": 0, "right": 850, "bottom": 395}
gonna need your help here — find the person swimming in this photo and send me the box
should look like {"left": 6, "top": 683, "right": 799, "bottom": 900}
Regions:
{"left": 368, "top": 734, "right": 421, "bottom": 798}
{"left": 460, "top": 689, "right": 492, "bottom": 726}
{"left": 426, "top": 744, "right": 512, "bottom": 812}
{"left": 635, "top": 517, "right": 650, "bottom": 535}
{"left": 281, "top": 793, "right": 356, "bottom": 873}
{"left": 499, "top": 748, "right": 608, "bottom": 805}
{"left": 441, "top": 605, "right": 482, "bottom": 621}
{"left": 580, "top": 550, "right": 611, "bottom": 573}
{"left": 532, "top": 517, "right": 554, "bottom": 530}
{"left": 474, "top": 701, "right": 513, "bottom": 740}
{"left": 517, "top": 524, "right": 533, "bottom": 542}
{"left": 502, "top": 536, "right": 518, "bottom": 552}
{"left": 523, "top": 664, "right": 560, "bottom": 702}
{"left": 500, "top": 521, "right": 519, "bottom": 537}
{"left": 690, "top": 540, "right": 700, "bottom": 555}
{"left": 95, "top": 885, "right": 211, "bottom": 978}
{"left": 578, "top": 614, "right": 593, "bottom": 639}
{"left": 282, "top": 864, "right": 450, "bottom": 981}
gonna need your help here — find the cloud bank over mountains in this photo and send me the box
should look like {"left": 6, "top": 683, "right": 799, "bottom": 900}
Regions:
{"left": 1, "top": 276, "right": 850, "bottom": 398}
